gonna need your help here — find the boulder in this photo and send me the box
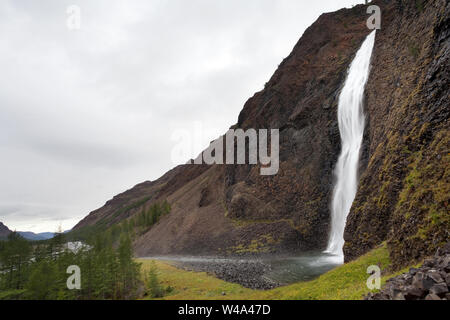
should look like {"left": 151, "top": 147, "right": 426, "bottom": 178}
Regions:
{"left": 403, "top": 286, "right": 424, "bottom": 300}
{"left": 440, "top": 256, "right": 450, "bottom": 272}
{"left": 427, "top": 270, "right": 444, "bottom": 283}
{"left": 365, "top": 245, "right": 450, "bottom": 300}
{"left": 409, "top": 268, "right": 419, "bottom": 276}
{"left": 412, "top": 272, "right": 435, "bottom": 291}
{"left": 392, "top": 290, "right": 406, "bottom": 300}
{"left": 425, "top": 293, "right": 441, "bottom": 300}
{"left": 423, "top": 259, "right": 435, "bottom": 268}
{"left": 429, "top": 283, "right": 448, "bottom": 297}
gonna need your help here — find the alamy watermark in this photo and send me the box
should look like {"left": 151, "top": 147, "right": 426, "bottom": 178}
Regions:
{"left": 172, "top": 127, "right": 279, "bottom": 176}
{"left": 67, "top": 265, "right": 81, "bottom": 290}
{"left": 66, "top": 5, "right": 81, "bottom": 30}
{"left": 366, "top": 265, "right": 381, "bottom": 290}
{"left": 367, "top": 5, "right": 381, "bottom": 30}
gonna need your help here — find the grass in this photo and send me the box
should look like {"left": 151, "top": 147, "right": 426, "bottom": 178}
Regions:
{"left": 138, "top": 244, "right": 413, "bottom": 300}
{"left": 139, "top": 259, "right": 254, "bottom": 300}
{"left": 0, "top": 289, "right": 27, "bottom": 300}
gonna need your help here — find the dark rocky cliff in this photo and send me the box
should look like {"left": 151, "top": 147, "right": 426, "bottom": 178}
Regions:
{"left": 0, "top": 222, "right": 12, "bottom": 240}
{"left": 74, "top": 0, "right": 449, "bottom": 267}
{"left": 344, "top": 0, "right": 449, "bottom": 268}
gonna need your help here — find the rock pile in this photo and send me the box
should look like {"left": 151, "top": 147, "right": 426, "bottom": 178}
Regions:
{"left": 174, "top": 259, "right": 279, "bottom": 290}
{"left": 366, "top": 243, "right": 450, "bottom": 300}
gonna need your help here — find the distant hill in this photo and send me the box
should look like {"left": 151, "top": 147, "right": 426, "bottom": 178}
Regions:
{"left": 18, "top": 231, "right": 55, "bottom": 241}
{"left": 0, "top": 222, "right": 12, "bottom": 240}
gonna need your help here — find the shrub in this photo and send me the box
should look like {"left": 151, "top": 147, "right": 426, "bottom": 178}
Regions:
{"left": 146, "top": 262, "right": 164, "bottom": 298}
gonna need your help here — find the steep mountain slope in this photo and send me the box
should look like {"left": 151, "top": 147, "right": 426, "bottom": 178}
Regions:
{"left": 74, "top": 3, "right": 371, "bottom": 256}
{"left": 73, "top": 0, "right": 449, "bottom": 268}
{"left": 0, "top": 222, "right": 12, "bottom": 240}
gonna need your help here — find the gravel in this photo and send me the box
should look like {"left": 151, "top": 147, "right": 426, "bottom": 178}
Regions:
{"left": 172, "top": 259, "right": 280, "bottom": 290}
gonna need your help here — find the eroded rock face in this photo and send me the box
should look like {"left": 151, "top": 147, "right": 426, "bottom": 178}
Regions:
{"left": 366, "top": 243, "right": 450, "bottom": 300}
{"left": 223, "top": 4, "right": 371, "bottom": 252}
{"left": 344, "top": 0, "right": 450, "bottom": 268}
{"left": 76, "top": 3, "right": 373, "bottom": 256}
{"left": 74, "top": 0, "right": 448, "bottom": 262}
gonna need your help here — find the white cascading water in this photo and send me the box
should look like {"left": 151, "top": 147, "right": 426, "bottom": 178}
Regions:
{"left": 325, "top": 31, "right": 376, "bottom": 262}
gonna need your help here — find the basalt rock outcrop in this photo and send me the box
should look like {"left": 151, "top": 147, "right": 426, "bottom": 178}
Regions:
{"left": 74, "top": 0, "right": 449, "bottom": 266}
{"left": 365, "top": 242, "right": 450, "bottom": 300}
{"left": 344, "top": 0, "right": 449, "bottom": 268}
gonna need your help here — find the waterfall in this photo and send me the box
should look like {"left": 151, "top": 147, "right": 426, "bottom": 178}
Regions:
{"left": 325, "top": 31, "right": 376, "bottom": 261}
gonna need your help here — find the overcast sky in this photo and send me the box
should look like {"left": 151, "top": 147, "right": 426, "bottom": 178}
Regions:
{"left": 0, "top": 0, "right": 365, "bottom": 233}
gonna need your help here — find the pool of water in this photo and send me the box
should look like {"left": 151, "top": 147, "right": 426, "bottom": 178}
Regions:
{"left": 143, "top": 252, "right": 342, "bottom": 286}
{"left": 261, "top": 253, "right": 342, "bottom": 284}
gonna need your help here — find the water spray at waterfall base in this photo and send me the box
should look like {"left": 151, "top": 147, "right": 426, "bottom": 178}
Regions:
{"left": 325, "top": 31, "right": 377, "bottom": 263}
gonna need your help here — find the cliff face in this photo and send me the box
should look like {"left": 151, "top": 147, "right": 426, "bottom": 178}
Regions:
{"left": 0, "top": 222, "right": 12, "bottom": 240}
{"left": 75, "top": 3, "right": 371, "bottom": 256}
{"left": 74, "top": 0, "right": 449, "bottom": 266}
{"left": 344, "top": 0, "right": 450, "bottom": 268}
